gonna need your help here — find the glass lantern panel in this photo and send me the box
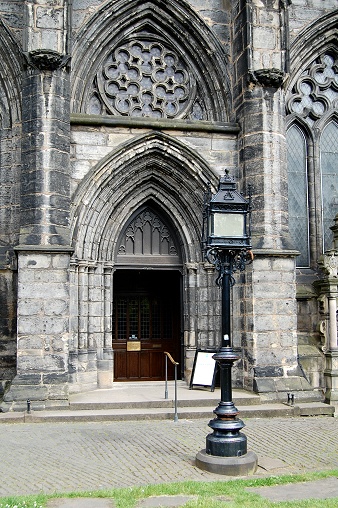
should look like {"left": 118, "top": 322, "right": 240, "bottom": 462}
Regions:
{"left": 213, "top": 213, "right": 244, "bottom": 237}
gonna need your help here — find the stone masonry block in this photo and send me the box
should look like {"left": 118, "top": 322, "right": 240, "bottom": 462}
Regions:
{"left": 18, "top": 299, "right": 44, "bottom": 315}
{"left": 40, "top": 29, "right": 59, "bottom": 51}
{"left": 76, "top": 144, "right": 111, "bottom": 160}
{"left": 18, "top": 354, "right": 67, "bottom": 372}
{"left": 18, "top": 316, "right": 68, "bottom": 335}
{"left": 18, "top": 254, "right": 52, "bottom": 269}
{"left": 19, "top": 282, "right": 68, "bottom": 300}
{"left": 36, "top": 7, "right": 64, "bottom": 29}
{"left": 44, "top": 299, "right": 68, "bottom": 316}
{"left": 11, "top": 373, "right": 41, "bottom": 385}
{"left": 3, "top": 384, "right": 48, "bottom": 402}
{"left": 47, "top": 384, "right": 69, "bottom": 400}
{"left": 71, "top": 131, "right": 108, "bottom": 146}
{"left": 43, "top": 372, "right": 69, "bottom": 384}
{"left": 253, "top": 284, "right": 295, "bottom": 299}
{"left": 18, "top": 336, "right": 44, "bottom": 350}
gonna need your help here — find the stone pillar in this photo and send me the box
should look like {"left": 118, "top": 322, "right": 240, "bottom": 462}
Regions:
{"left": 98, "top": 264, "right": 114, "bottom": 389}
{"left": 315, "top": 214, "right": 338, "bottom": 405}
{"left": 184, "top": 263, "right": 198, "bottom": 380}
{"left": 1, "top": 250, "right": 72, "bottom": 411}
{"left": 231, "top": 1, "right": 319, "bottom": 401}
{"left": 1, "top": 0, "right": 72, "bottom": 411}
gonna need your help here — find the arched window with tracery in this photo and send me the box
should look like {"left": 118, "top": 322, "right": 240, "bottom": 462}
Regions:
{"left": 286, "top": 49, "right": 338, "bottom": 267}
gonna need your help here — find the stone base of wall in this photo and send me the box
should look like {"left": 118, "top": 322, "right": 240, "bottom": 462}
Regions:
{"left": 298, "top": 344, "right": 325, "bottom": 391}
{"left": 0, "top": 373, "right": 69, "bottom": 412}
{"left": 324, "top": 351, "right": 338, "bottom": 404}
{"left": 253, "top": 375, "right": 324, "bottom": 403}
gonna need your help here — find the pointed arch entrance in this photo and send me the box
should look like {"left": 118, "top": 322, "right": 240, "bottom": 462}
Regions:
{"left": 113, "top": 203, "right": 182, "bottom": 381}
{"left": 69, "top": 131, "right": 220, "bottom": 391}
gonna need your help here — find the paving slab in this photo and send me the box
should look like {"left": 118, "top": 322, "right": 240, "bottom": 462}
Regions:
{"left": 136, "top": 495, "right": 196, "bottom": 507}
{"left": 257, "top": 456, "right": 288, "bottom": 471}
{"left": 47, "top": 499, "right": 115, "bottom": 508}
{"left": 0, "top": 417, "right": 337, "bottom": 499}
{"left": 246, "top": 476, "right": 338, "bottom": 501}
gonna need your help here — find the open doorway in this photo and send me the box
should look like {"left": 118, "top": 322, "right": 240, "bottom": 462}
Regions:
{"left": 112, "top": 270, "right": 182, "bottom": 381}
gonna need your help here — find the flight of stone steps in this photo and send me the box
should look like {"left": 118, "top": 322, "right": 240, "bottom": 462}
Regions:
{"left": 0, "top": 381, "right": 335, "bottom": 423}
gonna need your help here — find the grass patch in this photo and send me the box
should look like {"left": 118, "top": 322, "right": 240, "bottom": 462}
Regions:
{"left": 0, "top": 470, "right": 337, "bottom": 508}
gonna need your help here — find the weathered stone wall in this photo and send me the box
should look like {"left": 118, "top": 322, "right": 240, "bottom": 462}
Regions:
{"left": 288, "top": 0, "right": 338, "bottom": 40}
{"left": 0, "top": 0, "right": 336, "bottom": 407}
{"left": 0, "top": 20, "right": 22, "bottom": 390}
{"left": 1, "top": 252, "right": 71, "bottom": 411}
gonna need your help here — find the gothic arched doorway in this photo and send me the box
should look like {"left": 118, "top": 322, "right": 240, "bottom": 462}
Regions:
{"left": 113, "top": 204, "right": 183, "bottom": 381}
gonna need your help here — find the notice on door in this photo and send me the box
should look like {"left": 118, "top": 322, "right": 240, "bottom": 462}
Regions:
{"left": 127, "top": 341, "right": 141, "bottom": 351}
{"left": 189, "top": 350, "right": 217, "bottom": 391}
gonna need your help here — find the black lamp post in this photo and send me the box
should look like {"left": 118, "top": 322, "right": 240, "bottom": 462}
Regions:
{"left": 196, "top": 170, "right": 258, "bottom": 475}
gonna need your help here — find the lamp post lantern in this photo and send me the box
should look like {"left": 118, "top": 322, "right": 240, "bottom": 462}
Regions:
{"left": 196, "top": 170, "right": 258, "bottom": 475}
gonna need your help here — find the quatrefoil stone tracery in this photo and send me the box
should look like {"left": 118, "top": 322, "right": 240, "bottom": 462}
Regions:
{"left": 96, "top": 41, "right": 196, "bottom": 119}
{"left": 287, "top": 53, "right": 338, "bottom": 125}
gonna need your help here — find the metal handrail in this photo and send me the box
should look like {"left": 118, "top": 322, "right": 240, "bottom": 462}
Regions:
{"left": 164, "top": 351, "right": 179, "bottom": 422}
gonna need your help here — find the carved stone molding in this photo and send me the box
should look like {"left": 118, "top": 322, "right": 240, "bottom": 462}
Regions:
{"left": 118, "top": 208, "right": 178, "bottom": 257}
{"left": 250, "top": 68, "right": 284, "bottom": 89}
{"left": 24, "top": 50, "right": 71, "bottom": 71}
{"left": 319, "top": 252, "right": 338, "bottom": 279}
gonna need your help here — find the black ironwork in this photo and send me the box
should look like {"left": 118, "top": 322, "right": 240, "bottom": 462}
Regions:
{"left": 202, "top": 171, "right": 253, "bottom": 458}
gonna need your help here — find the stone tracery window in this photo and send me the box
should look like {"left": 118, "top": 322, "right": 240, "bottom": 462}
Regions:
{"left": 88, "top": 39, "right": 205, "bottom": 120}
{"left": 287, "top": 52, "right": 338, "bottom": 127}
{"left": 286, "top": 51, "right": 338, "bottom": 268}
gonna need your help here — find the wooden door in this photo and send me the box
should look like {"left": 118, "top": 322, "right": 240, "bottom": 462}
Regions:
{"left": 112, "top": 270, "right": 181, "bottom": 381}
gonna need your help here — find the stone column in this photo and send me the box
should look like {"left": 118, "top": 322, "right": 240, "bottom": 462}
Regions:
{"left": 315, "top": 214, "right": 338, "bottom": 405}
{"left": 184, "top": 263, "right": 198, "bottom": 380}
{"left": 1, "top": 0, "right": 72, "bottom": 411}
{"left": 231, "top": 1, "right": 318, "bottom": 401}
{"left": 98, "top": 264, "right": 114, "bottom": 389}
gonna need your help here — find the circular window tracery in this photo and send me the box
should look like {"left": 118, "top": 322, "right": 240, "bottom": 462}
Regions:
{"left": 92, "top": 39, "right": 200, "bottom": 119}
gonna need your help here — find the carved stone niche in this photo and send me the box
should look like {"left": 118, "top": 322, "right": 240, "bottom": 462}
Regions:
{"left": 250, "top": 68, "right": 284, "bottom": 88}
{"left": 24, "top": 49, "right": 70, "bottom": 71}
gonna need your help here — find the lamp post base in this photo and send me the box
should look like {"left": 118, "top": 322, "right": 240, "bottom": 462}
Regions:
{"left": 196, "top": 449, "right": 258, "bottom": 476}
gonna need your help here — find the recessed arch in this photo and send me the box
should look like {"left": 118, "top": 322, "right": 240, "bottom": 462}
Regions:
{"left": 115, "top": 201, "right": 182, "bottom": 268}
{"left": 286, "top": 9, "right": 338, "bottom": 92}
{"left": 71, "top": 0, "right": 231, "bottom": 122}
{"left": 71, "top": 131, "right": 218, "bottom": 263}
{"left": 0, "top": 20, "right": 22, "bottom": 128}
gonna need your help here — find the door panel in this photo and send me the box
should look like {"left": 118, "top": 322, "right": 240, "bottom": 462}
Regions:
{"left": 112, "top": 270, "right": 181, "bottom": 381}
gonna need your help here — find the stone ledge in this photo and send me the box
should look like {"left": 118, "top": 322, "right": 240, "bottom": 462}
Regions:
{"left": 70, "top": 113, "right": 240, "bottom": 134}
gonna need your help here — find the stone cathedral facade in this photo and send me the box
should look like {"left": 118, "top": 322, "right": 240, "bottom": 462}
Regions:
{"left": 0, "top": 0, "right": 337, "bottom": 411}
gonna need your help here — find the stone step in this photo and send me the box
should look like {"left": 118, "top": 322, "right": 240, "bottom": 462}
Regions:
{"left": 0, "top": 401, "right": 334, "bottom": 424}
{"left": 0, "top": 382, "right": 334, "bottom": 422}
{"left": 68, "top": 394, "right": 261, "bottom": 411}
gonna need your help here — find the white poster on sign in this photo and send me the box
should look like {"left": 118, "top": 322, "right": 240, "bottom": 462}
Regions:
{"left": 190, "top": 351, "right": 216, "bottom": 387}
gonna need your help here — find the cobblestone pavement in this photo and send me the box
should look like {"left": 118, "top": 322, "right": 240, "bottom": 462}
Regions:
{"left": 0, "top": 417, "right": 337, "bottom": 497}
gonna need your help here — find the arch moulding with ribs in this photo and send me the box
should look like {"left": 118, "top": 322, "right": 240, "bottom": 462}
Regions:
{"left": 286, "top": 9, "right": 338, "bottom": 91}
{"left": 70, "top": 131, "right": 219, "bottom": 262}
{"left": 0, "top": 19, "right": 22, "bottom": 127}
